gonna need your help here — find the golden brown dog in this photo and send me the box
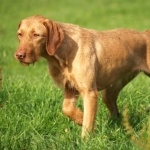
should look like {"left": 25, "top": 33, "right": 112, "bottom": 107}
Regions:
{"left": 14, "top": 15, "right": 150, "bottom": 137}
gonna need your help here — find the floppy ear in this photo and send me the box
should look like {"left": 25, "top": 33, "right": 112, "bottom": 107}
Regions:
{"left": 43, "top": 19, "right": 64, "bottom": 56}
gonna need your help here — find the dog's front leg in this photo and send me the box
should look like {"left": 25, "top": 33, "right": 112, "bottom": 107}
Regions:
{"left": 81, "top": 90, "right": 98, "bottom": 138}
{"left": 62, "top": 88, "right": 83, "bottom": 125}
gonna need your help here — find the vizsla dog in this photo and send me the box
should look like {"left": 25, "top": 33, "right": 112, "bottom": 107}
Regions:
{"left": 15, "top": 15, "right": 150, "bottom": 137}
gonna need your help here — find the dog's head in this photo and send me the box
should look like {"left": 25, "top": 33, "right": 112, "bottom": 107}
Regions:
{"left": 15, "top": 15, "right": 64, "bottom": 65}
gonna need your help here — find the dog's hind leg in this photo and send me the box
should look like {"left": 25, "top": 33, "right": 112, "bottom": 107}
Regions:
{"left": 102, "top": 88, "right": 120, "bottom": 118}
{"left": 102, "top": 72, "right": 138, "bottom": 118}
{"left": 144, "top": 72, "right": 150, "bottom": 77}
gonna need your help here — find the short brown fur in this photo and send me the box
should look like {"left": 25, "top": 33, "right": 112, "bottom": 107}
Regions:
{"left": 15, "top": 15, "right": 150, "bottom": 137}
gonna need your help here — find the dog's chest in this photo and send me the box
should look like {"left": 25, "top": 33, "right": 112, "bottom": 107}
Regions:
{"left": 49, "top": 65, "right": 77, "bottom": 90}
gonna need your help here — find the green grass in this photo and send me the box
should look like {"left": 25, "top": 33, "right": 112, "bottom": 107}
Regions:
{"left": 0, "top": 0, "right": 150, "bottom": 149}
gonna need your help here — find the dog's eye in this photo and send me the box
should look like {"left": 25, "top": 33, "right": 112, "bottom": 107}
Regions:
{"left": 33, "top": 33, "right": 40, "bottom": 37}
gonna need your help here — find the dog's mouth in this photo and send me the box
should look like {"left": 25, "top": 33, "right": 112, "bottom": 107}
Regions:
{"left": 15, "top": 52, "right": 39, "bottom": 66}
{"left": 20, "top": 61, "right": 35, "bottom": 66}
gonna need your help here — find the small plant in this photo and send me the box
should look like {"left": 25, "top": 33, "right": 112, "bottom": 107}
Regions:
{"left": 122, "top": 104, "right": 150, "bottom": 150}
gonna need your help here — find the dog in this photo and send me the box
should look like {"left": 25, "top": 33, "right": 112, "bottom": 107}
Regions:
{"left": 14, "top": 15, "right": 150, "bottom": 137}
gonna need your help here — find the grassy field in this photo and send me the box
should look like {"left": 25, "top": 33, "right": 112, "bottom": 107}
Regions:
{"left": 0, "top": 0, "right": 150, "bottom": 149}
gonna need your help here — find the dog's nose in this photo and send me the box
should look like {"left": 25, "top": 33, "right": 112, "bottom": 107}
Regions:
{"left": 15, "top": 51, "right": 26, "bottom": 60}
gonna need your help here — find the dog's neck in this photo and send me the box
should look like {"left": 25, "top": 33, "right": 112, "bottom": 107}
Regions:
{"left": 42, "top": 24, "right": 81, "bottom": 89}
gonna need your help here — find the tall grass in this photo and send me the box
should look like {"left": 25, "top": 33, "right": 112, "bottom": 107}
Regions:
{"left": 0, "top": 0, "right": 150, "bottom": 149}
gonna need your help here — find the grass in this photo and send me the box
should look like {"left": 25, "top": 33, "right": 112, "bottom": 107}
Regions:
{"left": 0, "top": 0, "right": 150, "bottom": 149}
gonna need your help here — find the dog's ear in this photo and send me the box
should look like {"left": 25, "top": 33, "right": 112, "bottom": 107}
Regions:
{"left": 43, "top": 19, "right": 64, "bottom": 56}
